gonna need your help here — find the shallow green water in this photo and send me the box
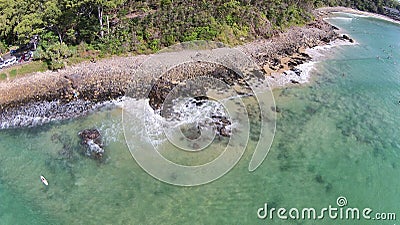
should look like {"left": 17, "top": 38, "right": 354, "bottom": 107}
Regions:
{"left": 0, "top": 14, "right": 399, "bottom": 224}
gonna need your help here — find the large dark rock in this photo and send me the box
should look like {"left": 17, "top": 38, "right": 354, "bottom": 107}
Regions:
{"left": 341, "top": 34, "right": 354, "bottom": 43}
{"left": 78, "top": 129, "right": 104, "bottom": 159}
{"left": 290, "top": 79, "right": 300, "bottom": 84}
{"left": 147, "top": 61, "right": 250, "bottom": 113}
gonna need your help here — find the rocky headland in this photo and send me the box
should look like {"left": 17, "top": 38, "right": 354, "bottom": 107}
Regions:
{"left": 0, "top": 8, "right": 358, "bottom": 129}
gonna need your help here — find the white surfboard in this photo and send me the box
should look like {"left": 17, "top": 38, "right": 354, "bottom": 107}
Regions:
{"left": 40, "top": 175, "right": 48, "bottom": 186}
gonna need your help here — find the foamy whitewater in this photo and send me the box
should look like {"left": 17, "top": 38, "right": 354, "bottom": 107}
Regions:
{"left": 0, "top": 98, "right": 125, "bottom": 129}
{"left": 266, "top": 34, "right": 358, "bottom": 87}
{"left": 122, "top": 96, "right": 236, "bottom": 148}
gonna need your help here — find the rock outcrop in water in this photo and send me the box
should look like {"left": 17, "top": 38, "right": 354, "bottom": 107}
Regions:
{"left": 167, "top": 96, "right": 234, "bottom": 138}
{"left": 238, "top": 16, "right": 341, "bottom": 78}
{"left": 78, "top": 129, "right": 104, "bottom": 159}
{"left": 211, "top": 115, "right": 232, "bottom": 137}
{"left": 148, "top": 62, "right": 250, "bottom": 112}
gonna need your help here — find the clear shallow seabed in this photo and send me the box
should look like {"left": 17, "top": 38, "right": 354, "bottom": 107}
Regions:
{"left": 0, "top": 14, "right": 399, "bottom": 224}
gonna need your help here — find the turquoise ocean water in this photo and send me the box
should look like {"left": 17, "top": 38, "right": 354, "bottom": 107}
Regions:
{"left": 0, "top": 14, "right": 399, "bottom": 224}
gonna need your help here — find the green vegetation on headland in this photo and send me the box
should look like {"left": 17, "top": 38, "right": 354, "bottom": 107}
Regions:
{"left": 0, "top": 0, "right": 399, "bottom": 71}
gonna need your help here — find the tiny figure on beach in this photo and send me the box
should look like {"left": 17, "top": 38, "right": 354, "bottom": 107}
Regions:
{"left": 73, "top": 90, "right": 79, "bottom": 98}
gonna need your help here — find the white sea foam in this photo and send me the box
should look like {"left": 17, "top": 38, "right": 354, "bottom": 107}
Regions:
{"left": 306, "top": 38, "right": 357, "bottom": 60}
{"left": 329, "top": 16, "right": 354, "bottom": 22}
{"left": 122, "top": 97, "right": 234, "bottom": 147}
{"left": 267, "top": 61, "right": 317, "bottom": 87}
{"left": 332, "top": 12, "right": 369, "bottom": 18}
{"left": 0, "top": 98, "right": 125, "bottom": 129}
{"left": 98, "top": 118, "right": 124, "bottom": 145}
{"left": 267, "top": 36, "right": 357, "bottom": 88}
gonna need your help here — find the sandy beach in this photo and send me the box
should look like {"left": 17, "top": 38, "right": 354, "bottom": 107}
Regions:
{"left": 317, "top": 6, "right": 400, "bottom": 25}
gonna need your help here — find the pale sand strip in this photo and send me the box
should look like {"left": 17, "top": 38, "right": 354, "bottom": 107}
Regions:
{"left": 318, "top": 7, "right": 400, "bottom": 25}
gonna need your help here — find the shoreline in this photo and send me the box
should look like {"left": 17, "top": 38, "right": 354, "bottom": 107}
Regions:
{"left": 264, "top": 37, "right": 357, "bottom": 88}
{"left": 0, "top": 7, "right": 396, "bottom": 129}
{"left": 317, "top": 7, "right": 400, "bottom": 26}
{"left": 263, "top": 5, "right": 400, "bottom": 88}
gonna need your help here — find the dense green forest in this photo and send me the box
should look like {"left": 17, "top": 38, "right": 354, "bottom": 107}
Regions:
{"left": 0, "top": 0, "right": 399, "bottom": 69}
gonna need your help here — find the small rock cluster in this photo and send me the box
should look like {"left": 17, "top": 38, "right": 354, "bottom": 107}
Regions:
{"left": 211, "top": 115, "right": 232, "bottom": 137}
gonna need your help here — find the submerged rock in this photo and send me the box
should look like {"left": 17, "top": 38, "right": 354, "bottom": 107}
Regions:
{"left": 290, "top": 79, "right": 300, "bottom": 84}
{"left": 340, "top": 34, "right": 354, "bottom": 43}
{"left": 78, "top": 129, "right": 104, "bottom": 159}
